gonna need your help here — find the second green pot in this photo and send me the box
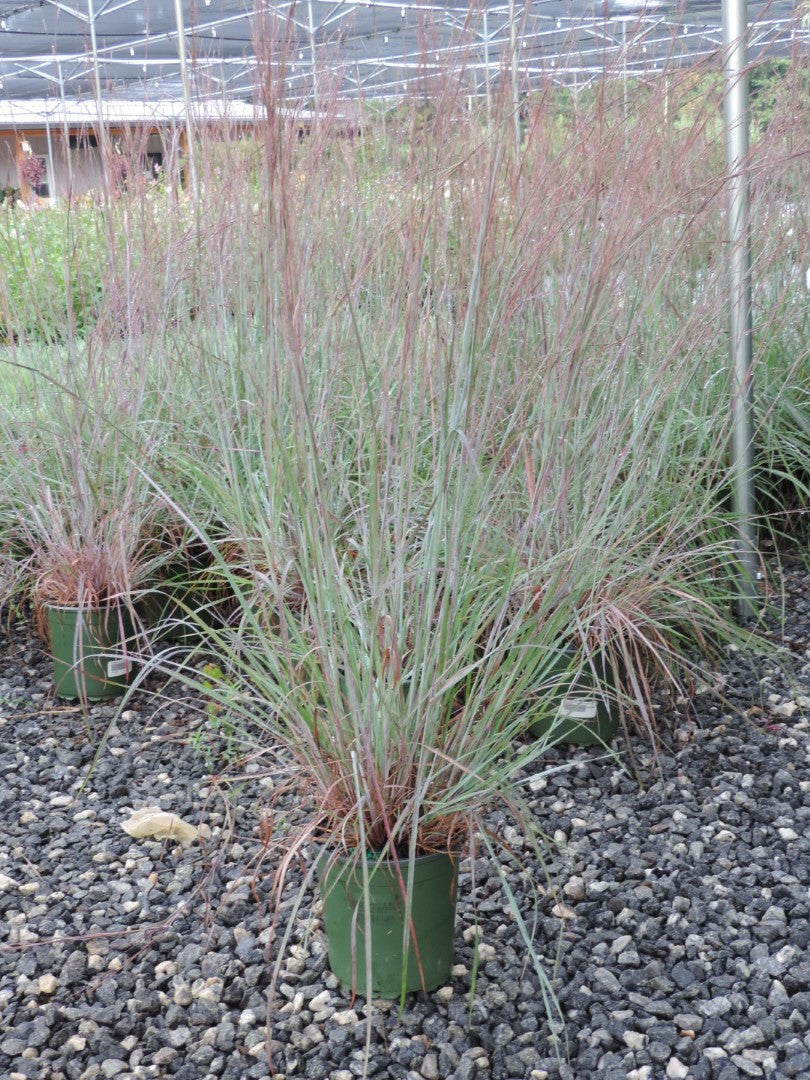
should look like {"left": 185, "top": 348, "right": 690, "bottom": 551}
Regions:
{"left": 46, "top": 604, "right": 133, "bottom": 701}
{"left": 527, "top": 647, "right": 619, "bottom": 746}
{"left": 318, "top": 851, "right": 458, "bottom": 998}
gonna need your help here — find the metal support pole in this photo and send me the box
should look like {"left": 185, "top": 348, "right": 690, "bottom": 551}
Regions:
{"left": 57, "top": 62, "right": 74, "bottom": 199}
{"left": 87, "top": 0, "right": 111, "bottom": 192}
{"left": 174, "top": 0, "right": 199, "bottom": 199}
{"left": 307, "top": 0, "right": 319, "bottom": 119}
{"left": 722, "top": 0, "right": 758, "bottom": 619}
{"left": 87, "top": 0, "right": 104, "bottom": 123}
{"left": 621, "top": 19, "right": 628, "bottom": 152}
{"left": 664, "top": 71, "right": 670, "bottom": 125}
{"left": 482, "top": 7, "right": 492, "bottom": 126}
{"left": 44, "top": 117, "right": 56, "bottom": 202}
{"left": 508, "top": 0, "right": 520, "bottom": 159}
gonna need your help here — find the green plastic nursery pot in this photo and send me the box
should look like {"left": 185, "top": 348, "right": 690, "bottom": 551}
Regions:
{"left": 138, "top": 569, "right": 237, "bottom": 647}
{"left": 137, "top": 584, "right": 195, "bottom": 645}
{"left": 527, "top": 647, "right": 619, "bottom": 746}
{"left": 318, "top": 851, "right": 458, "bottom": 998}
{"left": 46, "top": 604, "right": 133, "bottom": 701}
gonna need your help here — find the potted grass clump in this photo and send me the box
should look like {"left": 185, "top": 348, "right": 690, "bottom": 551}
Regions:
{"left": 0, "top": 340, "right": 171, "bottom": 701}
{"left": 135, "top": 527, "right": 229, "bottom": 648}
{"left": 137, "top": 107, "right": 589, "bottom": 1005}
{"left": 22, "top": 488, "right": 165, "bottom": 701}
{"left": 157, "top": 444, "right": 576, "bottom": 1000}
{"left": 507, "top": 355, "right": 758, "bottom": 751}
{"left": 522, "top": 638, "right": 620, "bottom": 747}
{"left": 148, "top": 304, "right": 580, "bottom": 1005}
{"left": 515, "top": 521, "right": 754, "bottom": 750}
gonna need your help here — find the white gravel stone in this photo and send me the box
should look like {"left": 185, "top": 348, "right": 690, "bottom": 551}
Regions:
{"left": 101, "top": 1060, "right": 126, "bottom": 1078}
{"left": 332, "top": 1008, "right": 359, "bottom": 1025}
{"left": 773, "top": 701, "right": 798, "bottom": 718}
{"left": 623, "top": 1031, "right": 647, "bottom": 1050}
{"left": 563, "top": 876, "right": 586, "bottom": 901}
{"left": 551, "top": 902, "right": 577, "bottom": 919}
{"left": 700, "top": 997, "right": 732, "bottom": 1017}
{"left": 666, "top": 1058, "right": 689, "bottom": 1080}
{"left": 193, "top": 979, "right": 223, "bottom": 1004}
{"left": 172, "top": 982, "right": 192, "bottom": 1006}
{"left": 436, "top": 986, "right": 453, "bottom": 1002}
{"left": 308, "top": 989, "right": 332, "bottom": 1011}
{"left": 37, "top": 974, "right": 58, "bottom": 995}
{"left": 289, "top": 991, "right": 305, "bottom": 1013}
{"left": 611, "top": 935, "right": 633, "bottom": 954}
{"left": 778, "top": 828, "right": 799, "bottom": 841}
{"left": 421, "top": 1052, "right": 440, "bottom": 1080}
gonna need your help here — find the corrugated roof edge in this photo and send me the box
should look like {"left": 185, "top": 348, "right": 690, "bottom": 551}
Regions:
{"left": 0, "top": 98, "right": 333, "bottom": 129}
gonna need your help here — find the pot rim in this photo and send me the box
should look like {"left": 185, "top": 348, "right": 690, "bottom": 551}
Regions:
{"left": 320, "top": 848, "right": 459, "bottom": 869}
{"left": 44, "top": 601, "right": 125, "bottom": 612}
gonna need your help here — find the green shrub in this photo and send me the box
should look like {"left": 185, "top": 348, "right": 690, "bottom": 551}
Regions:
{"left": 0, "top": 204, "right": 105, "bottom": 342}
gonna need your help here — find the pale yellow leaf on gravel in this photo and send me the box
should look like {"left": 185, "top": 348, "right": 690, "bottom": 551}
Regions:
{"left": 121, "top": 807, "right": 200, "bottom": 844}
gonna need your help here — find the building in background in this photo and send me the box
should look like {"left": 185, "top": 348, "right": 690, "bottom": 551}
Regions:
{"left": 0, "top": 98, "right": 261, "bottom": 203}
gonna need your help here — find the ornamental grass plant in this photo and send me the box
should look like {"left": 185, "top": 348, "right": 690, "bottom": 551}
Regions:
{"left": 0, "top": 41, "right": 807, "bottom": 1009}
{"left": 0, "top": 336, "right": 171, "bottom": 635}
{"left": 109, "top": 58, "right": 806, "bottom": 1002}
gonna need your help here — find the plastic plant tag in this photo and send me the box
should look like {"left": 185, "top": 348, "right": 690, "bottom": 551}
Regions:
{"left": 107, "top": 658, "right": 128, "bottom": 678}
{"left": 560, "top": 697, "right": 598, "bottom": 721}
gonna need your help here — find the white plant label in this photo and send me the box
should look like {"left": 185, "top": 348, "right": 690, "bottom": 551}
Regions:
{"left": 560, "top": 697, "right": 597, "bottom": 721}
{"left": 107, "top": 659, "right": 127, "bottom": 678}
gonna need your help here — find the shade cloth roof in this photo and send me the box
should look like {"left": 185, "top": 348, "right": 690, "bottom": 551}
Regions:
{"left": 0, "top": 0, "right": 807, "bottom": 103}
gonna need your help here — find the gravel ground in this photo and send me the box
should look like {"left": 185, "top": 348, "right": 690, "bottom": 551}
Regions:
{"left": 0, "top": 555, "right": 808, "bottom": 1080}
